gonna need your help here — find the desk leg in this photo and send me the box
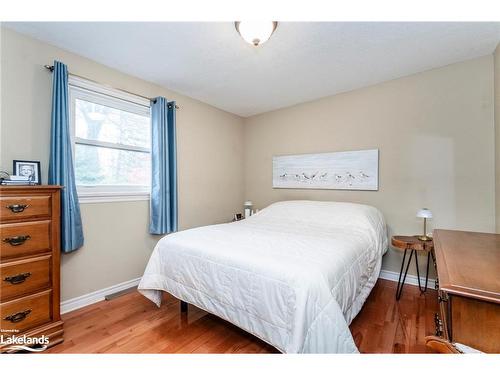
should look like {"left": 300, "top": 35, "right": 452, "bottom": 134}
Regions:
{"left": 396, "top": 248, "right": 415, "bottom": 300}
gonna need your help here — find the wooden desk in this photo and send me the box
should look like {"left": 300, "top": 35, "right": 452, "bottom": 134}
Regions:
{"left": 426, "top": 229, "right": 500, "bottom": 353}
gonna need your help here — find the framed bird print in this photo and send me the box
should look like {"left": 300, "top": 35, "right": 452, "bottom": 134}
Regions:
{"left": 272, "top": 149, "right": 379, "bottom": 191}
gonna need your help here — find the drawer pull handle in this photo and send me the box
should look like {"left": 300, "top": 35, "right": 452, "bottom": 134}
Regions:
{"left": 2, "top": 235, "right": 31, "bottom": 246}
{"left": 4, "top": 309, "right": 32, "bottom": 323}
{"left": 4, "top": 272, "right": 31, "bottom": 284}
{"left": 6, "top": 204, "right": 29, "bottom": 213}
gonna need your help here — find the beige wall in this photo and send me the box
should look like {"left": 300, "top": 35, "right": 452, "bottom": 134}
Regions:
{"left": 243, "top": 56, "right": 496, "bottom": 276}
{"left": 0, "top": 27, "right": 245, "bottom": 300}
{"left": 1, "top": 26, "right": 497, "bottom": 300}
{"left": 495, "top": 43, "right": 500, "bottom": 233}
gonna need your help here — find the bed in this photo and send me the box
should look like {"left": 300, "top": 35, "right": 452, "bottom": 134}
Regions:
{"left": 138, "top": 200, "right": 388, "bottom": 353}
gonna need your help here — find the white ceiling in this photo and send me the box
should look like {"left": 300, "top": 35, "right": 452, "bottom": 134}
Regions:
{"left": 5, "top": 22, "right": 500, "bottom": 117}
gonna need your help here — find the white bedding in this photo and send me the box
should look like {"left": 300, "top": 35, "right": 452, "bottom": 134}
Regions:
{"left": 138, "top": 200, "right": 387, "bottom": 353}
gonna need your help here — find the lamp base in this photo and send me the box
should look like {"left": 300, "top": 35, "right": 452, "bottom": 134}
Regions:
{"left": 417, "top": 235, "right": 433, "bottom": 242}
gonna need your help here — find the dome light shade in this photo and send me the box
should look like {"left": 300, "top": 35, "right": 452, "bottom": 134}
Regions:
{"left": 416, "top": 208, "right": 433, "bottom": 219}
{"left": 235, "top": 21, "right": 278, "bottom": 46}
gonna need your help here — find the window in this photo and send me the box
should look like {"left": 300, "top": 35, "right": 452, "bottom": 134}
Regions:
{"left": 69, "top": 76, "right": 151, "bottom": 203}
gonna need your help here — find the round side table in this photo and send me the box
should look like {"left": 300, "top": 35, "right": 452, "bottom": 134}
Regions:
{"left": 391, "top": 235, "right": 434, "bottom": 300}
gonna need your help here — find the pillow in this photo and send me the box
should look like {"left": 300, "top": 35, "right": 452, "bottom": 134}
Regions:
{"left": 253, "top": 200, "right": 385, "bottom": 233}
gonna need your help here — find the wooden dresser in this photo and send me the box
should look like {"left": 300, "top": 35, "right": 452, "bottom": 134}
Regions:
{"left": 0, "top": 186, "right": 63, "bottom": 351}
{"left": 426, "top": 229, "right": 500, "bottom": 353}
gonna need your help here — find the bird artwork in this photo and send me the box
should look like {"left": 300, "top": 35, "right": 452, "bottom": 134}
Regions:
{"left": 346, "top": 172, "right": 356, "bottom": 186}
{"left": 272, "top": 150, "right": 378, "bottom": 190}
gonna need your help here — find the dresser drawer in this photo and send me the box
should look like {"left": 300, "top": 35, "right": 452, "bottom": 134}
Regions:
{"left": 0, "top": 255, "right": 51, "bottom": 301}
{"left": 0, "top": 220, "right": 51, "bottom": 260}
{"left": 0, "top": 195, "right": 51, "bottom": 223}
{"left": 0, "top": 290, "right": 52, "bottom": 333}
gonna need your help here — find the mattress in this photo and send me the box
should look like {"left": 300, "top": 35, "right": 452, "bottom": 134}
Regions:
{"left": 138, "top": 200, "right": 388, "bottom": 353}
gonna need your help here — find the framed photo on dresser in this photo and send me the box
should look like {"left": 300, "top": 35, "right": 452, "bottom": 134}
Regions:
{"left": 13, "top": 160, "right": 41, "bottom": 185}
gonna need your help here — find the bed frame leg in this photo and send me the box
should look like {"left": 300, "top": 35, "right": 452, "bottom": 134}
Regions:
{"left": 180, "top": 300, "right": 188, "bottom": 313}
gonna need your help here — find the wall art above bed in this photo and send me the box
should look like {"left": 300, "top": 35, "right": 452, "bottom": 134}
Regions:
{"left": 272, "top": 149, "right": 379, "bottom": 190}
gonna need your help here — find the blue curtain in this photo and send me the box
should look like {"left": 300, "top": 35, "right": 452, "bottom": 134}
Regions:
{"left": 150, "top": 97, "right": 178, "bottom": 234}
{"left": 48, "top": 61, "right": 84, "bottom": 252}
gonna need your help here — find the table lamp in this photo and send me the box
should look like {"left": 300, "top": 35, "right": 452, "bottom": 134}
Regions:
{"left": 244, "top": 201, "right": 253, "bottom": 219}
{"left": 416, "top": 208, "right": 433, "bottom": 241}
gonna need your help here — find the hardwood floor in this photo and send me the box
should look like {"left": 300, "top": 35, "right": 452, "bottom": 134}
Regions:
{"left": 350, "top": 279, "right": 438, "bottom": 353}
{"left": 44, "top": 279, "right": 438, "bottom": 354}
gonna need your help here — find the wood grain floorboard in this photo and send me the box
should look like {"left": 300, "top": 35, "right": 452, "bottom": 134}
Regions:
{"left": 44, "top": 279, "right": 438, "bottom": 354}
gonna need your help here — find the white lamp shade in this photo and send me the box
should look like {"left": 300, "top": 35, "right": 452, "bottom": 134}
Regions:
{"left": 416, "top": 208, "right": 433, "bottom": 219}
{"left": 235, "top": 21, "right": 277, "bottom": 46}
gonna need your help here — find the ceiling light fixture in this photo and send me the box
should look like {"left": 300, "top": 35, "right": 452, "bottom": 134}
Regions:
{"left": 235, "top": 21, "right": 278, "bottom": 46}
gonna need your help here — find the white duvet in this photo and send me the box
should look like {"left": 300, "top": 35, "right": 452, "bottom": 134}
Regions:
{"left": 138, "top": 200, "right": 387, "bottom": 353}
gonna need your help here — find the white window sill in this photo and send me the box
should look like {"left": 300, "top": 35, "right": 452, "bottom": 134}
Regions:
{"left": 77, "top": 190, "right": 150, "bottom": 204}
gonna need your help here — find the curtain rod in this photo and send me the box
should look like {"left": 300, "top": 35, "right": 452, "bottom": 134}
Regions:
{"left": 44, "top": 65, "right": 180, "bottom": 109}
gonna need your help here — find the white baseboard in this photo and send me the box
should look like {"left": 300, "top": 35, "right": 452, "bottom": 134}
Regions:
{"left": 60, "top": 277, "right": 141, "bottom": 314}
{"left": 60, "top": 271, "right": 434, "bottom": 315}
{"left": 379, "top": 269, "right": 436, "bottom": 288}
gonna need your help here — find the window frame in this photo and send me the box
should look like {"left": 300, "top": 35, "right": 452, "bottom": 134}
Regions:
{"left": 68, "top": 76, "right": 152, "bottom": 204}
